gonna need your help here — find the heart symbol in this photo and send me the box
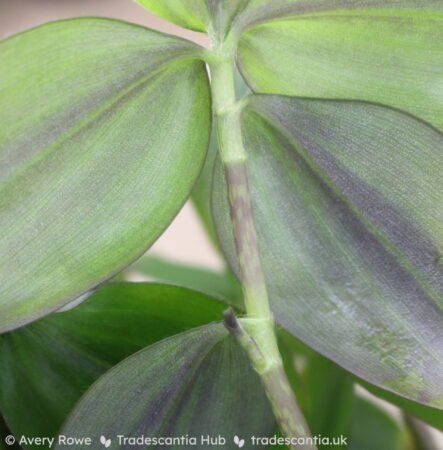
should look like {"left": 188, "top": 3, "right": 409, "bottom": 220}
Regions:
{"left": 234, "top": 435, "right": 245, "bottom": 448}
{"left": 100, "top": 436, "right": 112, "bottom": 448}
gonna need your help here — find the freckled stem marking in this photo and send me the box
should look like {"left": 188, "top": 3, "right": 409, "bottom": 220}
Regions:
{"left": 224, "top": 164, "right": 270, "bottom": 319}
{"left": 209, "top": 53, "right": 315, "bottom": 449}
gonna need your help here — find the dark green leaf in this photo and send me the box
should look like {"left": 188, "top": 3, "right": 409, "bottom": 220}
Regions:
{"left": 282, "top": 322, "right": 443, "bottom": 432}
{"left": 212, "top": 95, "right": 443, "bottom": 406}
{"left": 279, "top": 330, "right": 419, "bottom": 448}
{"left": 303, "top": 359, "right": 353, "bottom": 448}
{"left": 282, "top": 328, "right": 443, "bottom": 432}
{"left": 349, "top": 397, "right": 411, "bottom": 450}
{"left": 0, "top": 283, "right": 225, "bottom": 447}
{"left": 279, "top": 331, "right": 353, "bottom": 448}
{"left": 191, "top": 128, "right": 221, "bottom": 248}
{"left": 362, "top": 383, "right": 443, "bottom": 433}
{"left": 57, "top": 324, "right": 274, "bottom": 449}
{"left": 0, "top": 18, "right": 211, "bottom": 332}
{"left": 279, "top": 330, "right": 419, "bottom": 449}
{"left": 236, "top": 4, "right": 443, "bottom": 130}
{"left": 130, "top": 255, "right": 242, "bottom": 305}
{"left": 0, "top": 416, "right": 20, "bottom": 450}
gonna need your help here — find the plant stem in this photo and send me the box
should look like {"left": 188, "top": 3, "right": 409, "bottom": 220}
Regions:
{"left": 208, "top": 52, "right": 315, "bottom": 450}
{"left": 224, "top": 309, "right": 315, "bottom": 450}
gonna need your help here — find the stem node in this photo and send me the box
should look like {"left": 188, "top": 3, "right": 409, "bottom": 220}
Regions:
{"left": 210, "top": 49, "right": 316, "bottom": 450}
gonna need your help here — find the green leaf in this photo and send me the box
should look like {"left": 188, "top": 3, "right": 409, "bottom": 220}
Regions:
{"left": 130, "top": 255, "right": 243, "bottom": 305}
{"left": 0, "top": 283, "right": 225, "bottom": 447}
{"left": 135, "top": 0, "right": 208, "bottom": 32}
{"left": 362, "top": 383, "right": 443, "bottom": 433}
{"left": 57, "top": 324, "right": 274, "bottom": 449}
{"left": 136, "top": 0, "right": 248, "bottom": 40}
{"left": 279, "top": 331, "right": 353, "bottom": 448}
{"left": 191, "top": 128, "right": 221, "bottom": 248}
{"left": 236, "top": 5, "right": 443, "bottom": 130}
{"left": 280, "top": 329, "right": 443, "bottom": 433}
{"left": 303, "top": 359, "right": 354, "bottom": 448}
{"left": 212, "top": 95, "right": 443, "bottom": 406}
{"left": 0, "top": 18, "right": 211, "bottom": 332}
{"left": 235, "top": 0, "right": 443, "bottom": 28}
{"left": 0, "top": 416, "right": 20, "bottom": 450}
{"left": 279, "top": 331, "right": 415, "bottom": 449}
{"left": 349, "top": 397, "right": 412, "bottom": 450}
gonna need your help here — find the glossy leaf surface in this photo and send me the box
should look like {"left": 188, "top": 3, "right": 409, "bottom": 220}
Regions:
{"left": 237, "top": 4, "right": 443, "bottom": 130}
{"left": 0, "top": 19, "right": 211, "bottom": 332}
{"left": 58, "top": 324, "right": 274, "bottom": 449}
{"left": 0, "top": 283, "right": 225, "bottom": 447}
{"left": 212, "top": 95, "right": 443, "bottom": 406}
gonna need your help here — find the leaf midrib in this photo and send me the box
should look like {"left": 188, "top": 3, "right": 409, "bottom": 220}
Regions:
{"left": 247, "top": 100, "right": 442, "bottom": 309}
{"left": 152, "top": 328, "right": 226, "bottom": 439}
{"left": 244, "top": 102, "right": 443, "bottom": 372}
{"left": 0, "top": 56, "right": 198, "bottom": 199}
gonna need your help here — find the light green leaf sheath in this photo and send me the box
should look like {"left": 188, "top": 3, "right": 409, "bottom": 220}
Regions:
{"left": 236, "top": 2, "right": 443, "bottom": 130}
{"left": 57, "top": 323, "right": 274, "bottom": 450}
{"left": 0, "top": 18, "right": 211, "bottom": 332}
{"left": 212, "top": 95, "right": 443, "bottom": 406}
{"left": 0, "top": 283, "right": 226, "bottom": 448}
{"left": 136, "top": 0, "right": 249, "bottom": 40}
